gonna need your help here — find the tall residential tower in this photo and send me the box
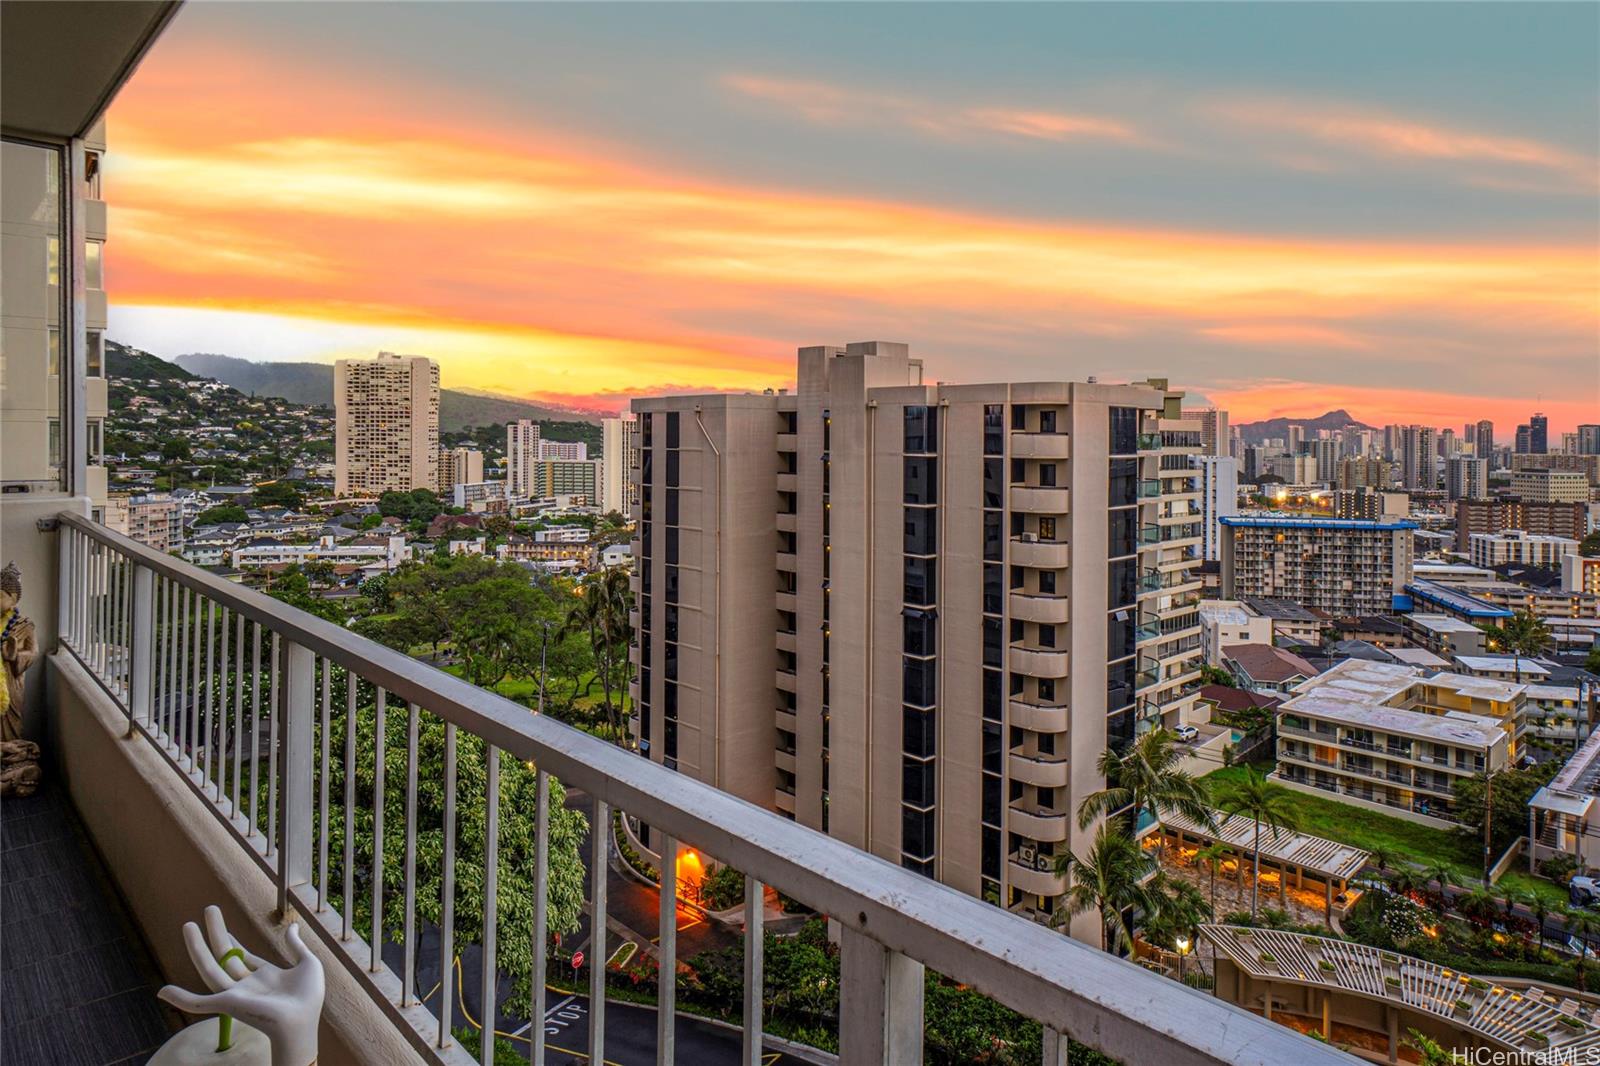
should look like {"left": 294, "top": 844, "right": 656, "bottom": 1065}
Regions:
{"left": 333, "top": 351, "right": 440, "bottom": 496}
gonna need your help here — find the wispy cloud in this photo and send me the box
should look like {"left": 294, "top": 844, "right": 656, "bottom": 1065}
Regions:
{"left": 1206, "top": 97, "right": 1599, "bottom": 191}
{"left": 722, "top": 73, "right": 1142, "bottom": 146}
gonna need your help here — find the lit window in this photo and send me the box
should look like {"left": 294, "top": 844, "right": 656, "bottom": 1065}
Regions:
{"left": 85, "top": 240, "right": 102, "bottom": 289}
{"left": 87, "top": 331, "right": 103, "bottom": 376}
{"left": 47, "top": 418, "right": 61, "bottom": 468}
{"left": 47, "top": 328, "right": 60, "bottom": 377}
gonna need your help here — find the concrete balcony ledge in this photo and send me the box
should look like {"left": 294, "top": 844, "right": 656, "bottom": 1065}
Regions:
{"left": 1008, "top": 857, "right": 1069, "bottom": 897}
{"left": 50, "top": 651, "right": 431, "bottom": 1066}
{"left": 1009, "top": 485, "right": 1070, "bottom": 514}
{"left": 1009, "top": 700, "right": 1069, "bottom": 732}
{"left": 1009, "top": 432, "right": 1071, "bottom": 460}
{"left": 1009, "top": 538, "right": 1069, "bottom": 569}
{"left": 1008, "top": 645, "right": 1069, "bottom": 678}
{"left": 1008, "top": 806, "right": 1071, "bottom": 843}
{"left": 1009, "top": 593, "right": 1071, "bottom": 625}
{"left": 1009, "top": 752, "right": 1071, "bottom": 788}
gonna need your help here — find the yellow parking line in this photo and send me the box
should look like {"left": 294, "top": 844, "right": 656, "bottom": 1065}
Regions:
{"left": 450, "top": 957, "right": 624, "bottom": 1066}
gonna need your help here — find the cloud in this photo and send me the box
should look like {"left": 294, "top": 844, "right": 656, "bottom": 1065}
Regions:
{"left": 721, "top": 73, "right": 1141, "bottom": 146}
{"left": 1206, "top": 96, "right": 1599, "bottom": 191}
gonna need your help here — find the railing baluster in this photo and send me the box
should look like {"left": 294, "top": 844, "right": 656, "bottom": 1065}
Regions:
{"left": 127, "top": 564, "right": 154, "bottom": 737}
{"left": 232, "top": 611, "right": 244, "bottom": 819}
{"left": 278, "top": 638, "right": 314, "bottom": 919}
{"left": 178, "top": 586, "right": 191, "bottom": 764}
{"left": 438, "top": 722, "right": 456, "bottom": 1048}
{"left": 319, "top": 659, "right": 331, "bottom": 912}
{"left": 342, "top": 671, "right": 357, "bottom": 941}
{"left": 188, "top": 587, "right": 203, "bottom": 770}
{"left": 839, "top": 928, "right": 925, "bottom": 1064}
{"left": 370, "top": 687, "right": 386, "bottom": 973}
{"left": 267, "top": 631, "right": 281, "bottom": 856}
{"left": 402, "top": 701, "right": 418, "bottom": 1005}
{"left": 657, "top": 834, "right": 677, "bottom": 1066}
{"left": 202, "top": 599, "right": 216, "bottom": 790}
{"left": 249, "top": 620, "right": 262, "bottom": 838}
{"left": 590, "top": 798, "right": 608, "bottom": 1066}
{"left": 1042, "top": 1027, "right": 1070, "bottom": 1066}
{"left": 742, "top": 875, "right": 764, "bottom": 1066}
{"left": 530, "top": 769, "right": 549, "bottom": 1066}
{"left": 480, "top": 743, "right": 499, "bottom": 1066}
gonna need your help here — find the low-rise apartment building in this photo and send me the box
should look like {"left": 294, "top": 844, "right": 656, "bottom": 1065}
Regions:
{"left": 1468, "top": 530, "right": 1577, "bottom": 569}
{"left": 1273, "top": 659, "right": 1518, "bottom": 825}
{"left": 231, "top": 534, "right": 410, "bottom": 572}
{"left": 1198, "top": 600, "right": 1274, "bottom": 665}
{"left": 103, "top": 494, "right": 183, "bottom": 554}
{"left": 1454, "top": 497, "right": 1590, "bottom": 553}
{"left": 1219, "top": 515, "right": 1416, "bottom": 616}
{"left": 1511, "top": 469, "right": 1592, "bottom": 504}
{"left": 1564, "top": 554, "right": 1600, "bottom": 596}
{"left": 1402, "top": 613, "right": 1486, "bottom": 657}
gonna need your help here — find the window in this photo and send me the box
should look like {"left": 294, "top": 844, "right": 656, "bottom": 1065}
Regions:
{"left": 982, "top": 721, "right": 1002, "bottom": 773}
{"left": 1037, "top": 678, "right": 1055, "bottom": 702}
{"left": 902, "top": 756, "right": 936, "bottom": 808}
{"left": 903, "top": 457, "right": 938, "bottom": 504}
{"left": 983, "top": 511, "right": 1002, "bottom": 561}
{"left": 83, "top": 150, "right": 102, "bottom": 198}
{"left": 85, "top": 240, "right": 103, "bottom": 289}
{"left": 903, "top": 405, "right": 938, "bottom": 453}
{"left": 982, "top": 826, "right": 1001, "bottom": 880}
{"left": 982, "top": 669, "right": 1002, "bottom": 721}
{"left": 904, "top": 706, "right": 936, "bottom": 758}
{"left": 982, "top": 563, "right": 1002, "bottom": 614}
{"left": 1012, "top": 405, "right": 1027, "bottom": 431}
{"left": 1108, "top": 507, "right": 1137, "bottom": 557}
{"left": 904, "top": 506, "right": 937, "bottom": 555}
{"left": 1109, "top": 458, "right": 1138, "bottom": 506}
{"left": 1039, "top": 624, "right": 1056, "bottom": 649}
{"left": 983, "top": 617, "right": 1002, "bottom": 668}
{"left": 1109, "top": 406, "right": 1138, "bottom": 455}
{"left": 1038, "top": 732, "right": 1055, "bottom": 755}
{"left": 902, "top": 807, "right": 935, "bottom": 862}
{"left": 1038, "top": 516, "right": 1056, "bottom": 541}
{"left": 903, "top": 555, "right": 936, "bottom": 606}
{"left": 983, "top": 404, "right": 1004, "bottom": 455}
{"left": 1038, "top": 410, "right": 1056, "bottom": 433}
{"left": 983, "top": 457, "right": 1003, "bottom": 508}
{"left": 666, "top": 450, "right": 680, "bottom": 487}
{"left": 47, "top": 328, "right": 60, "bottom": 377}
{"left": 1038, "top": 463, "right": 1056, "bottom": 487}
{"left": 666, "top": 411, "right": 680, "bottom": 448}
{"left": 47, "top": 419, "right": 61, "bottom": 468}
{"left": 86, "top": 420, "right": 102, "bottom": 462}
{"left": 86, "top": 331, "right": 103, "bottom": 377}
{"left": 664, "top": 526, "right": 679, "bottom": 564}
{"left": 903, "top": 608, "right": 936, "bottom": 657}
{"left": 1038, "top": 571, "right": 1055, "bottom": 595}
{"left": 903, "top": 655, "right": 936, "bottom": 708}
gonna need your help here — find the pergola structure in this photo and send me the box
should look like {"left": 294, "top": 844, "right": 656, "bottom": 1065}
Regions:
{"left": 1160, "top": 808, "right": 1370, "bottom": 922}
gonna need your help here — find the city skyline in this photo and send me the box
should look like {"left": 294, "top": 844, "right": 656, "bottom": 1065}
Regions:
{"left": 103, "top": 3, "right": 1597, "bottom": 429}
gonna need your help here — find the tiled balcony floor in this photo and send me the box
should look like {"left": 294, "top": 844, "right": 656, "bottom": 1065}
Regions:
{"left": 2, "top": 779, "right": 177, "bottom": 1065}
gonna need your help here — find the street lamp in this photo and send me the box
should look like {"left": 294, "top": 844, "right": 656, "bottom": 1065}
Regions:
{"left": 1175, "top": 935, "right": 1191, "bottom": 983}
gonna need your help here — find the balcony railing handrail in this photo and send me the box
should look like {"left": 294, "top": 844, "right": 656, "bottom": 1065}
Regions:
{"left": 55, "top": 511, "right": 1340, "bottom": 1066}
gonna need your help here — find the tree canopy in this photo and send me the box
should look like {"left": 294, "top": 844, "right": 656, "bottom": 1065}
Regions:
{"left": 194, "top": 504, "right": 249, "bottom": 526}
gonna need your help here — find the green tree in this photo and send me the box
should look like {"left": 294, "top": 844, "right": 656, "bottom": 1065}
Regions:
{"left": 378, "top": 488, "right": 443, "bottom": 525}
{"left": 1142, "top": 874, "right": 1210, "bottom": 952}
{"left": 1212, "top": 769, "right": 1302, "bottom": 922}
{"left": 251, "top": 479, "right": 304, "bottom": 510}
{"left": 1586, "top": 645, "right": 1600, "bottom": 676}
{"left": 1053, "top": 819, "right": 1158, "bottom": 953}
{"left": 1579, "top": 530, "right": 1600, "bottom": 558}
{"left": 1198, "top": 664, "right": 1236, "bottom": 688}
{"left": 444, "top": 575, "right": 542, "bottom": 689}
{"left": 1566, "top": 910, "right": 1600, "bottom": 993}
{"left": 1196, "top": 841, "right": 1230, "bottom": 920}
{"left": 1493, "top": 609, "right": 1552, "bottom": 682}
{"left": 1530, "top": 893, "right": 1553, "bottom": 954}
{"left": 194, "top": 504, "right": 249, "bottom": 526}
{"left": 1076, "top": 730, "right": 1215, "bottom": 856}
{"left": 1452, "top": 760, "right": 1559, "bottom": 856}
{"left": 561, "top": 568, "right": 632, "bottom": 741}
{"left": 1405, "top": 1028, "right": 1460, "bottom": 1066}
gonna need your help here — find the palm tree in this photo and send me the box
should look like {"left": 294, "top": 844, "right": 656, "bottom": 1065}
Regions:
{"left": 1420, "top": 862, "right": 1456, "bottom": 911}
{"left": 1456, "top": 885, "right": 1501, "bottom": 927}
{"left": 1053, "top": 819, "right": 1159, "bottom": 953}
{"left": 1196, "top": 842, "right": 1230, "bottom": 920}
{"left": 1367, "top": 845, "right": 1398, "bottom": 878}
{"left": 1497, "top": 609, "right": 1552, "bottom": 683}
{"left": 1567, "top": 910, "right": 1600, "bottom": 993}
{"left": 1147, "top": 874, "right": 1210, "bottom": 964}
{"left": 1077, "top": 730, "right": 1216, "bottom": 856}
{"left": 560, "top": 568, "right": 633, "bottom": 742}
{"left": 1212, "top": 769, "right": 1301, "bottom": 922}
{"left": 1530, "top": 894, "right": 1553, "bottom": 954}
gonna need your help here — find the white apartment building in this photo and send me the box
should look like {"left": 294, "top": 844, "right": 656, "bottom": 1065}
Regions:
{"left": 1219, "top": 516, "right": 1417, "bottom": 615}
{"left": 231, "top": 534, "right": 410, "bottom": 572}
{"left": 1512, "top": 469, "right": 1590, "bottom": 504}
{"left": 538, "top": 439, "right": 587, "bottom": 461}
{"left": 1197, "top": 600, "right": 1274, "bottom": 666}
{"left": 1445, "top": 456, "right": 1488, "bottom": 501}
{"left": 1, "top": 124, "right": 108, "bottom": 508}
{"left": 628, "top": 341, "right": 1203, "bottom": 937}
{"left": 1564, "top": 554, "right": 1600, "bottom": 595}
{"left": 437, "top": 446, "right": 483, "bottom": 495}
{"left": 452, "top": 480, "right": 508, "bottom": 511}
{"left": 1467, "top": 530, "right": 1577, "bottom": 569}
{"left": 1192, "top": 455, "right": 1238, "bottom": 561}
{"left": 601, "top": 416, "right": 639, "bottom": 516}
{"left": 506, "top": 419, "right": 541, "bottom": 497}
{"left": 333, "top": 352, "right": 440, "bottom": 496}
{"left": 1267, "top": 454, "right": 1318, "bottom": 484}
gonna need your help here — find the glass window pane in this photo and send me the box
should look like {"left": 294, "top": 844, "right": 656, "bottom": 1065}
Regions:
{"left": 2, "top": 139, "right": 67, "bottom": 494}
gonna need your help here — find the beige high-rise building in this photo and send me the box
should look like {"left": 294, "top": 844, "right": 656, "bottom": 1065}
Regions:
{"left": 333, "top": 351, "right": 439, "bottom": 496}
{"left": 437, "top": 446, "right": 483, "bottom": 496}
{"left": 601, "top": 416, "right": 639, "bottom": 516}
{"left": 1338, "top": 457, "right": 1394, "bottom": 491}
{"left": 506, "top": 419, "right": 541, "bottom": 497}
{"left": 1, "top": 121, "right": 108, "bottom": 508}
{"left": 627, "top": 342, "right": 1203, "bottom": 936}
{"left": 1189, "top": 408, "right": 1229, "bottom": 457}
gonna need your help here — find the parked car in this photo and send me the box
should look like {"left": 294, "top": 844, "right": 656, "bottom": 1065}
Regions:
{"left": 1173, "top": 725, "right": 1199, "bottom": 742}
{"left": 1568, "top": 936, "right": 1600, "bottom": 960}
{"left": 1570, "top": 875, "right": 1600, "bottom": 908}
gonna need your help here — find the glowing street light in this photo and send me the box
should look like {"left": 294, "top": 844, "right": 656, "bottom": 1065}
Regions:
{"left": 1175, "top": 935, "right": 1192, "bottom": 983}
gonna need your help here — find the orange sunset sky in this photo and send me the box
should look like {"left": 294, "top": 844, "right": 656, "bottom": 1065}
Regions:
{"left": 105, "top": 3, "right": 1598, "bottom": 431}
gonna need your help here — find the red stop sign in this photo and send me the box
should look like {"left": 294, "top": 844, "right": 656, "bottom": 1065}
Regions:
{"left": 572, "top": 951, "right": 585, "bottom": 969}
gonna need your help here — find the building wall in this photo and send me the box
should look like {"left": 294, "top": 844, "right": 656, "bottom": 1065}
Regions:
{"left": 333, "top": 352, "right": 439, "bottom": 496}
{"left": 1193, "top": 455, "right": 1238, "bottom": 561}
{"left": 601, "top": 417, "right": 638, "bottom": 516}
{"left": 1220, "top": 518, "right": 1415, "bottom": 615}
{"left": 506, "top": 420, "right": 540, "bottom": 498}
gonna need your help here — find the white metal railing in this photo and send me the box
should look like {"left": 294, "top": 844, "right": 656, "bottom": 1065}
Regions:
{"left": 54, "top": 512, "right": 1348, "bottom": 1066}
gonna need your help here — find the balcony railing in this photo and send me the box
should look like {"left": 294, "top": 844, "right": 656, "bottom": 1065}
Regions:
{"left": 54, "top": 513, "right": 1335, "bottom": 1065}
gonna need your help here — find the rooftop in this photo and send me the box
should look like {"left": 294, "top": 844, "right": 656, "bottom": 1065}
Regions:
{"left": 1240, "top": 597, "right": 1325, "bottom": 623}
{"left": 1162, "top": 811, "right": 1368, "bottom": 881}
{"left": 1406, "top": 613, "right": 1483, "bottom": 636}
{"left": 1404, "top": 579, "right": 1514, "bottom": 619}
{"left": 1532, "top": 730, "right": 1600, "bottom": 818}
{"left": 1455, "top": 655, "right": 1551, "bottom": 678}
{"left": 1282, "top": 695, "right": 1504, "bottom": 746}
{"left": 1219, "top": 515, "right": 1419, "bottom": 531}
{"left": 1223, "top": 643, "right": 1319, "bottom": 684}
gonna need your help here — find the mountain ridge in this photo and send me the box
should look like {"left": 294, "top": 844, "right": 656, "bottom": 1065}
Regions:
{"left": 172, "top": 353, "right": 605, "bottom": 430}
{"left": 1234, "top": 408, "right": 1375, "bottom": 444}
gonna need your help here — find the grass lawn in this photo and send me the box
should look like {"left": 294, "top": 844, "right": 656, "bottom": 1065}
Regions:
{"left": 1201, "top": 765, "right": 1567, "bottom": 906}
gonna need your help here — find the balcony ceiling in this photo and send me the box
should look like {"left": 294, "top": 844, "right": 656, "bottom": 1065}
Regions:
{"left": 1, "top": 1, "right": 178, "bottom": 140}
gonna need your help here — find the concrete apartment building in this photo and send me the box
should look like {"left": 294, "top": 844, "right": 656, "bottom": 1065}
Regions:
{"left": 506, "top": 419, "right": 541, "bottom": 497}
{"left": 1197, "top": 600, "right": 1275, "bottom": 665}
{"left": 1512, "top": 469, "right": 1591, "bottom": 504}
{"left": 601, "top": 416, "right": 638, "bottom": 516}
{"left": 1511, "top": 452, "right": 1600, "bottom": 485}
{"left": 1191, "top": 454, "right": 1237, "bottom": 561}
{"left": 1332, "top": 489, "right": 1407, "bottom": 521}
{"left": 333, "top": 351, "right": 440, "bottom": 496}
{"left": 437, "top": 446, "right": 483, "bottom": 496}
{"left": 1454, "top": 497, "right": 1589, "bottom": 552}
{"left": 627, "top": 342, "right": 1203, "bottom": 933}
{"left": 539, "top": 439, "right": 588, "bottom": 461}
{"left": 1445, "top": 456, "right": 1488, "bottom": 501}
{"left": 1218, "top": 515, "right": 1416, "bottom": 615}
{"left": 532, "top": 458, "right": 600, "bottom": 503}
{"left": 1564, "top": 554, "right": 1600, "bottom": 595}
{"left": 103, "top": 494, "right": 183, "bottom": 554}
{"left": 1189, "top": 407, "right": 1229, "bottom": 457}
{"left": 1273, "top": 660, "right": 1518, "bottom": 826}
{"left": 1467, "top": 530, "right": 1577, "bottom": 569}
{"left": 2, "top": 123, "right": 109, "bottom": 510}
{"left": 1337, "top": 457, "right": 1394, "bottom": 491}
{"left": 1400, "top": 426, "right": 1436, "bottom": 490}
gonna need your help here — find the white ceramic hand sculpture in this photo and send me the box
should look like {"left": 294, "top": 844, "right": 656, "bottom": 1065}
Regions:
{"left": 157, "top": 906, "right": 326, "bottom": 1066}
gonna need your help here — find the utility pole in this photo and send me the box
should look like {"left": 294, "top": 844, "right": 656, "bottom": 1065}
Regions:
{"left": 1483, "top": 764, "right": 1494, "bottom": 886}
{"left": 536, "top": 620, "right": 550, "bottom": 715}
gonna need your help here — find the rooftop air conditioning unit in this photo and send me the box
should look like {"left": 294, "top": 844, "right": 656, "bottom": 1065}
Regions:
{"left": 1018, "top": 844, "right": 1038, "bottom": 866}
{"left": 1020, "top": 532, "right": 1039, "bottom": 543}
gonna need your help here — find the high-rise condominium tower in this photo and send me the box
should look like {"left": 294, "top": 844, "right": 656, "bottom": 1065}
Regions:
{"left": 1400, "top": 425, "right": 1436, "bottom": 491}
{"left": 1189, "top": 408, "right": 1229, "bottom": 457}
{"left": 1475, "top": 420, "right": 1495, "bottom": 464}
{"left": 506, "top": 419, "right": 541, "bottom": 497}
{"left": 1, "top": 123, "right": 109, "bottom": 510}
{"left": 1445, "top": 456, "right": 1488, "bottom": 501}
{"left": 627, "top": 342, "right": 1203, "bottom": 939}
{"left": 333, "top": 352, "right": 440, "bottom": 496}
{"left": 601, "top": 417, "right": 639, "bottom": 516}
{"left": 1529, "top": 413, "right": 1549, "bottom": 454}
